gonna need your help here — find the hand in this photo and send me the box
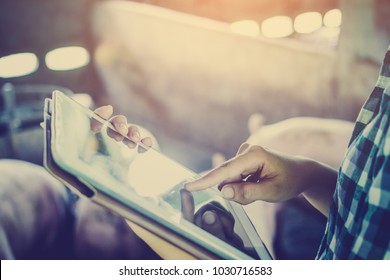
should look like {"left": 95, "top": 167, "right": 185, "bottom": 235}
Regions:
{"left": 91, "top": 105, "right": 153, "bottom": 149}
{"left": 185, "top": 143, "right": 332, "bottom": 207}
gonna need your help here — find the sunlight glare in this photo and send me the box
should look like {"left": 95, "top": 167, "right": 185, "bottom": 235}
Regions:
{"left": 0, "top": 53, "right": 39, "bottom": 78}
{"left": 230, "top": 20, "right": 260, "bottom": 37}
{"left": 261, "top": 16, "right": 293, "bottom": 38}
{"left": 127, "top": 149, "right": 194, "bottom": 198}
{"left": 45, "top": 46, "right": 90, "bottom": 71}
{"left": 294, "top": 12, "right": 323, "bottom": 34}
{"left": 324, "top": 9, "right": 342, "bottom": 28}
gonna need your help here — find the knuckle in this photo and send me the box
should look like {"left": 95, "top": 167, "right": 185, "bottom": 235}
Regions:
{"left": 237, "top": 142, "right": 250, "bottom": 154}
{"left": 248, "top": 145, "right": 264, "bottom": 154}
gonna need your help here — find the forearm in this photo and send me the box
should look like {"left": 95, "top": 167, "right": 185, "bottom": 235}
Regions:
{"left": 300, "top": 159, "right": 338, "bottom": 216}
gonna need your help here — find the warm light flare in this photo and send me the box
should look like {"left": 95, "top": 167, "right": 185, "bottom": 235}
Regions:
{"left": 45, "top": 46, "right": 90, "bottom": 71}
{"left": 261, "top": 16, "right": 293, "bottom": 38}
{"left": 127, "top": 149, "right": 194, "bottom": 198}
{"left": 230, "top": 20, "right": 260, "bottom": 37}
{"left": 0, "top": 53, "right": 39, "bottom": 78}
{"left": 294, "top": 12, "right": 322, "bottom": 34}
{"left": 324, "top": 9, "right": 342, "bottom": 28}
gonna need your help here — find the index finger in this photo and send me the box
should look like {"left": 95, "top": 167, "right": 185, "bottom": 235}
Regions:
{"left": 184, "top": 154, "right": 254, "bottom": 192}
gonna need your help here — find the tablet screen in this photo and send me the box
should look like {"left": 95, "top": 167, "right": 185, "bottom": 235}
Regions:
{"left": 50, "top": 91, "right": 271, "bottom": 260}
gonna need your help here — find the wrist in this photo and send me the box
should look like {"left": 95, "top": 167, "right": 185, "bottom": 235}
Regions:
{"left": 298, "top": 158, "right": 338, "bottom": 215}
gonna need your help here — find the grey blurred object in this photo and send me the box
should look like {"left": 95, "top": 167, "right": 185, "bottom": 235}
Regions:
{"left": 0, "top": 83, "right": 74, "bottom": 165}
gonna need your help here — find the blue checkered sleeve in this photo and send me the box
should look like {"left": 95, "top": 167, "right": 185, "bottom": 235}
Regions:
{"left": 317, "top": 45, "right": 390, "bottom": 259}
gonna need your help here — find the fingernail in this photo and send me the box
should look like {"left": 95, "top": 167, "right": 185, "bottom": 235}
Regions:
{"left": 102, "top": 105, "right": 113, "bottom": 112}
{"left": 133, "top": 131, "right": 141, "bottom": 142}
{"left": 222, "top": 186, "right": 234, "bottom": 199}
{"left": 118, "top": 123, "right": 127, "bottom": 135}
{"left": 203, "top": 211, "right": 217, "bottom": 225}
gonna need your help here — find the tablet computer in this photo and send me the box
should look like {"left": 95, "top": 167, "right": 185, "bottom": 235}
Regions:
{"left": 43, "top": 90, "right": 272, "bottom": 260}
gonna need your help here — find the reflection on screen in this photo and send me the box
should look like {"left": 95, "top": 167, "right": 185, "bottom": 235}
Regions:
{"left": 127, "top": 149, "right": 194, "bottom": 197}
{"left": 53, "top": 92, "right": 266, "bottom": 259}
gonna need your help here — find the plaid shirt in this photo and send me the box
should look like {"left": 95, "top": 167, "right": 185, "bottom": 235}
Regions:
{"left": 317, "top": 46, "right": 390, "bottom": 259}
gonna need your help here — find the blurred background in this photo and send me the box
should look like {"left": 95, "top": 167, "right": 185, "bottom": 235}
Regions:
{"left": 0, "top": 0, "right": 389, "bottom": 171}
{"left": 0, "top": 0, "right": 389, "bottom": 260}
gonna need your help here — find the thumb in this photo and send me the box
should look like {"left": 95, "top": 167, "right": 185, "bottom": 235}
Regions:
{"left": 220, "top": 180, "right": 278, "bottom": 205}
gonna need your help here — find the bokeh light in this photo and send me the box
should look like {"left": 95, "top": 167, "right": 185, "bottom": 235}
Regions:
{"left": 261, "top": 16, "right": 293, "bottom": 38}
{"left": 230, "top": 20, "right": 260, "bottom": 37}
{"left": 45, "top": 46, "right": 90, "bottom": 71}
{"left": 324, "top": 9, "right": 342, "bottom": 28}
{"left": 0, "top": 53, "right": 39, "bottom": 78}
{"left": 294, "top": 12, "right": 323, "bottom": 34}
